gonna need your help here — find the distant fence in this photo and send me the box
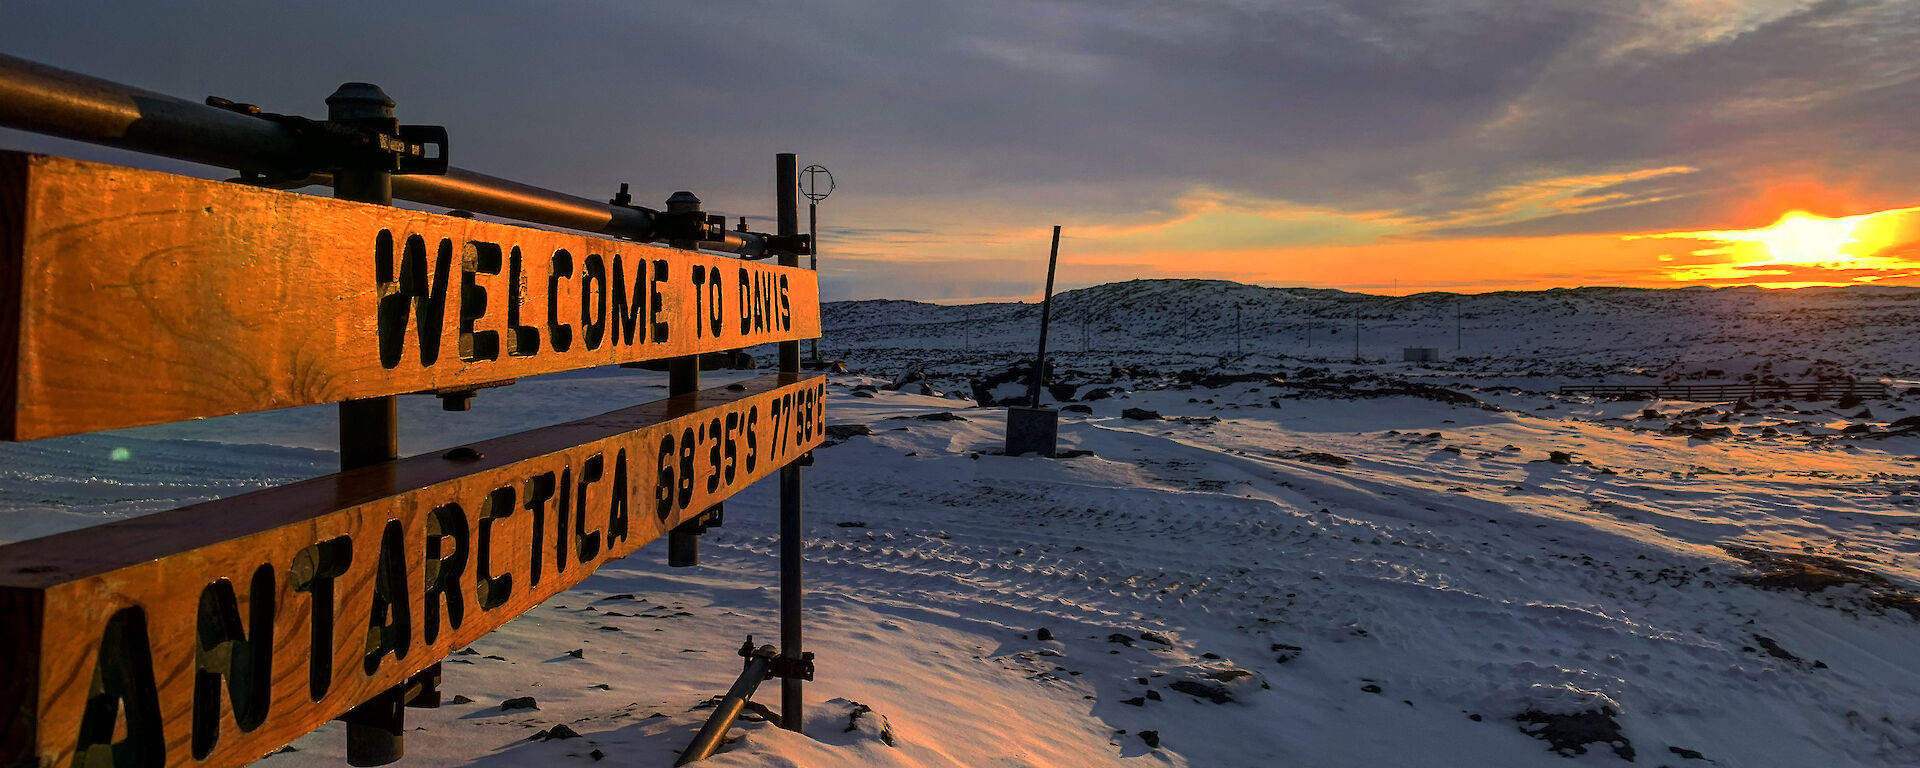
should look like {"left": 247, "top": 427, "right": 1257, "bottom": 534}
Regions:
{"left": 0, "top": 54, "right": 824, "bottom": 768}
{"left": 1558, "top": 381, "right": 1889, "bottom": 401}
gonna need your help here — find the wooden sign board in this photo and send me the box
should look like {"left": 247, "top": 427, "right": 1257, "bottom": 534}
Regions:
{"left": 0, "top": 373, "right": 826, "bottom": 768}
{"left": 0, "top": 152, "right": 822, "bottom": 440}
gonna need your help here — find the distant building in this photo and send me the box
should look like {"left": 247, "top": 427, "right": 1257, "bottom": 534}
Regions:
{"left": 1403, "top": 347, "right": 1441, "bottom": 363}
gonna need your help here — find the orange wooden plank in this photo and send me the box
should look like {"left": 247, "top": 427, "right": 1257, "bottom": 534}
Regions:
{"left": 0, "top": 373, "right": 827, "bottom": 768}
{"left": 0, "top": 151, "right": 821, "bottom": 440}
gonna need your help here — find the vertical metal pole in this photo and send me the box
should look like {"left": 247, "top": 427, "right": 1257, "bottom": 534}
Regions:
{"left": 1026, "top": 226, "right": 1062, "bottom": 408}
{"left": 666, "top": 294, "right": 701, "bottom": 566}
{"left": 776, "top": 152, "right": 805, "bottom": 734}
{"left": 328, "top": 82, "right": 406, "bottom": 768}
{"left": 808, "top": 201, "right": 820, "bottom": 364}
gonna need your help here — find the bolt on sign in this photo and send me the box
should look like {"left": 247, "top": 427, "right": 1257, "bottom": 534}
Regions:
{"left": 0, "top": 152, "right": 821, "bottom": 440}
{"left": 0, "top": 152, "right": 827, "bottom": 768}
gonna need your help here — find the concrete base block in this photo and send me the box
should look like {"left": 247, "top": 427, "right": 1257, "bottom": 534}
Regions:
{"left": 1005, "top": 406, "right": 1059, "bottom": 457}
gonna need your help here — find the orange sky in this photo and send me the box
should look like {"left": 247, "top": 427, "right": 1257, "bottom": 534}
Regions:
{"left": 824, "top": 176, "right": 1920, "bottom": 301}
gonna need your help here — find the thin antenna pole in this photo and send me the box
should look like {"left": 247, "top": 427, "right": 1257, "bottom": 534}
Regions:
{"left": 1027, "top": 226, "right": 1062, "bottom": 408}
{"left": 808, "top": 200, "right": 819, "bottom": 363}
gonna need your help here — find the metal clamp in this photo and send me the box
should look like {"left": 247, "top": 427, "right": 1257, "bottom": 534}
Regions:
{"left": 733, "top": 637, "right": 811, "bottom": 680}
{"left": 207, "top": 95, "right": 448, "bottom": 183}
{"left": 409, "top": 378, "right": 516, "bottom": 411}
{"left": 764, "top": 233, "right": 811, "bottom": 257}
{"left": 769, "top": 651, "right": 815, "bottom": 682}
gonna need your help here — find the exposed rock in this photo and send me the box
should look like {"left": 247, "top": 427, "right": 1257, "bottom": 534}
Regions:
{"left": 1723, "top": 545, "right": 1920, "bottom": 618}
{"left": 1122, "top": 408, "right": 1162, "bottom": 421}
{"left": 499, "top": 696, "right": 539, "bottom": 711}
{"left": 842, "top": 700, "right": 898, "bottom": 747}
{"left": 1170, "top": 679, "right": 1234, "bottom": 704}
{"left": 528, "top": 724, "right": 581, "bottom": 741}
{"left": 1752, "top": 635, "right": 1803, "bottom": 663}
{"left": 1514, "top": 708, "right": 1634, "bottom": 761}
{"left": 1276, "top": 450, "right": 1351, "bottom": 467}
{"left": 824, "top": 424, "right": 874, "bottom": 445}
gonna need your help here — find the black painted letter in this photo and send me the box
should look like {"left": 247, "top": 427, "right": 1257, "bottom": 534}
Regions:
{"left": 191, "top": 565, "right": 273, "bottom": 758}
{"left": 424, "top": 503, "right": 470, "bottom": 644}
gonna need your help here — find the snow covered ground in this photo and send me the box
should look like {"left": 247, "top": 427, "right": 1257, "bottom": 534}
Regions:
{"left": 5, "top": 280, "right": 1920, "bottom": 766}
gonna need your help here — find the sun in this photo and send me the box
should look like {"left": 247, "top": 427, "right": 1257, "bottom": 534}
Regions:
{"left": 1619, "top": 204, "right": 1920, "bottom": 286}
{"left": 1744, "top": 211, "right": 1862, "bottom": 264}
{"left": 1650, "top": 209, "right": 1873, "bottom": 265}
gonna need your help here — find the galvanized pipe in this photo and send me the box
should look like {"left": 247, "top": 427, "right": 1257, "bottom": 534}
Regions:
{"left": 0, "top": 53, "right": 777, "bottom": 255}
{"left": 676, "top": 647, "right": 776, "bottom": 765}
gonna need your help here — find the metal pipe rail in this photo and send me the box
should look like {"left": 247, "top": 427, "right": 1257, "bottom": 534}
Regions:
{"left": 0, "top": 52, "right": 771, "bottom": 256}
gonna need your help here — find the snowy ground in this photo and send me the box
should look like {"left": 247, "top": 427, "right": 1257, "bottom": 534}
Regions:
{"left": 6, "top": 282, "right": 1920, "bottom": 767}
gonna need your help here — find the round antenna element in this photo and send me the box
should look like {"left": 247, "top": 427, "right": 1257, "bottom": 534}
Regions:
{"left": 800, "top": 165, "right": 835, "bottom": 202}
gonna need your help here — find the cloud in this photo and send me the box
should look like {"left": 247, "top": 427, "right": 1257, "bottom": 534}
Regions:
{"left": 3, "top": 1, "right": 1917, "bottom": 300}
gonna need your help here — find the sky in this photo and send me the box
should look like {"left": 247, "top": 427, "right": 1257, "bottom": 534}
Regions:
{"left": 4, "top": 0, "right": 1919, "bottom": 302}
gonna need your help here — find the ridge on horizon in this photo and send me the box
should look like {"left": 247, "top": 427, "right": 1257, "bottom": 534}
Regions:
{"left": 827, "top": 277, "right": 1920, "bottom": 308}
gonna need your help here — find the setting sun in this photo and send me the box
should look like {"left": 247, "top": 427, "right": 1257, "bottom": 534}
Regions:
{"left": 1625, "top": 205, "right": 1920, "bottom": 286}
{"left": 1746, "top": 211, "right": 1864, "bottom": 264}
